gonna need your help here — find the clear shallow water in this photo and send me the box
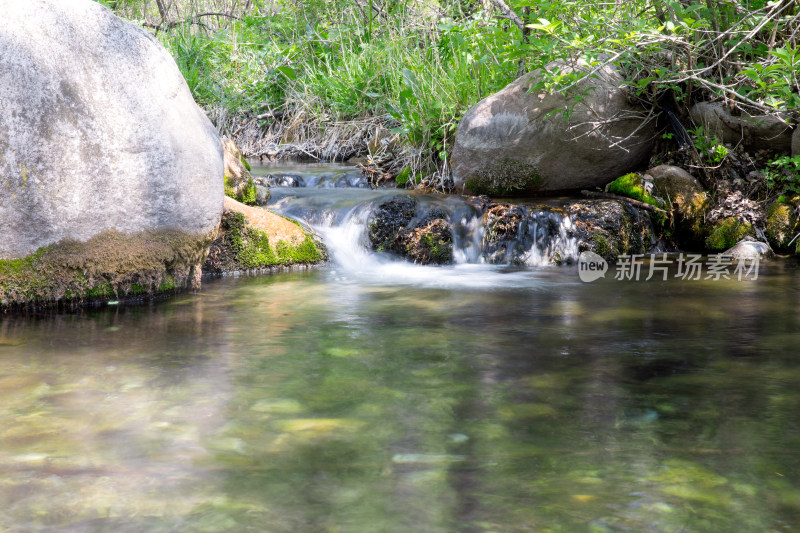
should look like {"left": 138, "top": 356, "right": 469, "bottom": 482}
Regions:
{"left": 2, "top": 260, "right": 800, "bottom": 532}
{"left": 2, "top": 163, "right": 800, "bottom": 531}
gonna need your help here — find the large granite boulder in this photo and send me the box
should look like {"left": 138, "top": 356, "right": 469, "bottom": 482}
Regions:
{"left": 0, "top": 0, "right": 223, "bottom": 307}
{"left": 689, "top": 102, "right": 793, "bottom": 151}
{"left": 452, "top": 60, "right": 655, "bottom": 196}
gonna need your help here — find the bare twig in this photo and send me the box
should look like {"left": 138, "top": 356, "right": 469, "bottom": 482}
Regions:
{"left": 581, "top": 190, "right": 668, "bottom": 213}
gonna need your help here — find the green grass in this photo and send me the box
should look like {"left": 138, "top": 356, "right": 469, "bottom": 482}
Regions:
{"left": 156, "top": 6, "right": 518, "bottom": 176}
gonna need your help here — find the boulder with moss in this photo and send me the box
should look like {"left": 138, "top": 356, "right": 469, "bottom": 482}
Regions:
{"left": 567, "top": 200, "right": 656, "bottom": 262}
{"left": 396, "top": 212, "right": 453, "bottom": 265}
{"left": 368, "top": 196, "right": 418, "bottom": 253}
{"left": 765, "top": 200, "right": 800, "bottom": 252}
{"left": 0, "top": 0, "right": 223, "bottom": 310}
{"left": 204, "top": 197, "right": 325, "bottom": 274}
{"left": 367, "top": 196, "right": 454, "bottom": 264}
{"left": 452, "top": 59, "right": 654, "bottom": 196}
{"left": 644, "top": 165, "right": 709, "bottom": 246}
{"left": 705, "top": 217, "right": 754, "bottom": 252}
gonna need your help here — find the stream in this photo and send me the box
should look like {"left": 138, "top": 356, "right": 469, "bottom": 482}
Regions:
{"left": 0, "top": 162, "right": 799, "bottom": 531}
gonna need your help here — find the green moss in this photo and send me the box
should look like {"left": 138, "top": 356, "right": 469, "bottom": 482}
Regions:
{"left": 1, "top": 228, "right": 211, "bottom": 310}
{"left": 158, "top": 277, "right": 177, "bottom": 292}
{"left": 395, "top": 167, "right": 411, "bottom": 185}
{"left": 465, "top": 159, "right": 543, "bottom": 196}
{"left": 238, "top": 177, "right": 257, "bottom": 205}
{"left": 705, "top": 217, "right": 753, "bottom": 251}
{"left": 86, "top": 282, "right": 114, "bottom": 298}
{"left": 276, "top": 237, "right": 325, "bottom": 264}
{"left": 418, "top": 233, "right": 452, "bottom": 263}
{"left": 220, "top": 211, "right": 324, "bottom": 270}
{"left": 591, "top": 233, "right": 614, "bottom": 259}
{"left": 765, "top": 202, "right": 799, "bottom": 251}
{"left": 224, "top": 176, "right": 257, "bottom": 205}
{"left": 224, "top": 174, "right": 236, "bottom": 198}
{"left": 241, "top": 156, "right": 252, "bottom": 172}
{"left": 606, "top": 173, "right": 666, "bottom": 209}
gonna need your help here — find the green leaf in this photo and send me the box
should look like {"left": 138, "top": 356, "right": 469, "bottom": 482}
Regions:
{"left": 401, "top": 68, "right": 417, "bottom": 87}
{"left": 276, "top": 66, "right": 296, "bottom": 80}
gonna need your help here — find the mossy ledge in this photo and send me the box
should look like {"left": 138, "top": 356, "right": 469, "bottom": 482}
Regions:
{"left": 0, "top": 228, "right": 214, "bottom": 312}
{"left": 465, "top": 159, "right": 543, "bottom": 196}
{"left": 204, "top": 210, "right": 326, "bottom": 275}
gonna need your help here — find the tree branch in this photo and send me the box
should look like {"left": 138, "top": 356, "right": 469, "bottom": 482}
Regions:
{"left": 489, "top": 0, "right": 526, "bottom": 33}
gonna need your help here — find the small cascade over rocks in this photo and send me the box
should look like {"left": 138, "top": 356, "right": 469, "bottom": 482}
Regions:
{"left": 263, "top": 163, "right": 659, "bottom": 279}
{"left": 251, "top": 161, "right": 369, "bottom": 189}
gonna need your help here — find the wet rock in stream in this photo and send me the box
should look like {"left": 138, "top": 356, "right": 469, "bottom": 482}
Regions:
{"left": 367, "top": 196, "right": 454, "bottom": 265}
{"left": 480, "top": 198, "right": 658, "bottom": 264}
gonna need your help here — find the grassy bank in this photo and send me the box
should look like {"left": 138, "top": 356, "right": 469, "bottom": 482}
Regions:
{"left": 100, "top": 0, "right": 798, "bottom": 192}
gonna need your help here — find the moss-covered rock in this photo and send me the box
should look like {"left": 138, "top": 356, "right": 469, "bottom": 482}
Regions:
{"left": 398, "top": 218, "right": 453, "bottom": 265}
{"left": 367, "top": 196, "right": 453, "bottom": 264}
{"left": 1, "top": 228, "right": 212, "bottom": 311}
{"left": 705, "top": 217, "right": 754, "bottom": 251}
{"left": 765, "top": 201, "right": 799, "bottom": 252}
{"left": 223, "top": 138, "right": 258, "bottom": 205}
{"left": 368, "top": 196, "right": 418, "bottom": 252}
{"left": 645, "top": 165, "right": 710, "bottom": 247}
{"left": 567, "top": 199, "right": 656, "bottom": 262}
{"left": 478, "top": 198, "right": 655, "bottom": 264}
{"left": 204, "top": 211, "right": 325, "bottom": 274}
{"left": 464, "top": 159, "right": 543, "bottom": 197}
{"left": 606, "top": 173, "right": 666, "bottom": 209}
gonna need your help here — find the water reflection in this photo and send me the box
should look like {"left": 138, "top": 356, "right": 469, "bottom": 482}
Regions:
{"left": 1, "top": 265, "right": 800, "bottom": 531}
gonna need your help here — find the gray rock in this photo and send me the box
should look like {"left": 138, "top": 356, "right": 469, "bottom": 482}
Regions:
{"left": 793, "top": 127, "right": 800, "bottom": 158}
{"left": 724, "top": 239, "right": 773, "bottom": 261}
{"left": 645, "top": 165, "right": 703, "bottom": 198}
{"left": 0, "top": 0, "right": 223, "bottom": 260}
{"left": 689, "top": 102, "right": 792, "bottom": 151}
{"left": 452, "top": 60, "right": 655, "bottom": 196}
{"left": 255, "top": 185, "right": 272, "bottom": 206}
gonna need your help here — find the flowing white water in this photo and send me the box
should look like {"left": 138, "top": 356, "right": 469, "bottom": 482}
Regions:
{"left": 267, "top": 185, "right": 583, "bottom": 289}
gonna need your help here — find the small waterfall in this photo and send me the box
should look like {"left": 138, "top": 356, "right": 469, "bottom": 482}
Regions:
{"left": 255, "top": 161, "right": 590, "bottom": 282}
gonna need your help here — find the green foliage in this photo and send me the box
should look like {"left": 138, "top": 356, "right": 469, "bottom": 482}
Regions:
{"left": 765, "top": 155, "right": 800, "bottom": 194}
{"left": 688, "top": 126, "right": 730, "bottom": 165}
{"left": 395, "top": 167, "right": 411, "bottom": 186}
{"left": 105, "top": 0, "right": 797, "bottom": 181}
{"left": 516, "top": 0, "right": 799, "bottom": 117}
